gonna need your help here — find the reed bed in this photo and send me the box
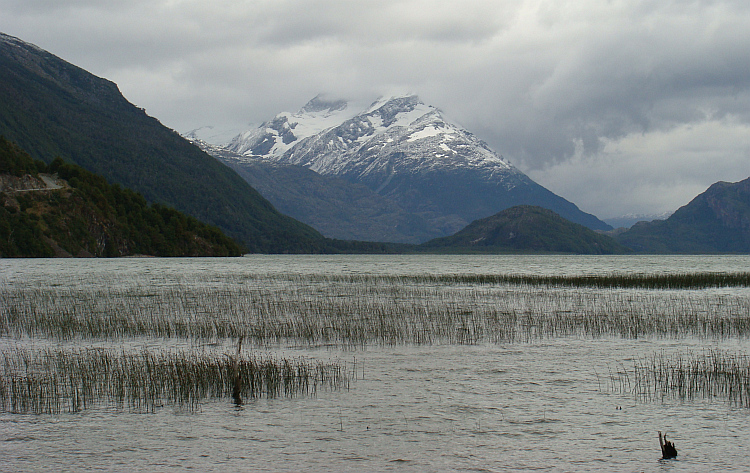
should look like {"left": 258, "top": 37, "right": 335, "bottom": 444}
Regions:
{"left": 2, "top": 272, "right": 749, "bottom": 345}
{"left": 303, "top": 272, "right": 750, "bottom": 289}
{"left": 0, "top": 347, "right": 350, "bottom": 414}
{"left": 609, "top": 350, "right": 750, "bottom": 408}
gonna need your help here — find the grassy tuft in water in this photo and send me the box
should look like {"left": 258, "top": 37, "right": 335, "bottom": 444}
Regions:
{"left": 609, "top": 350, "right": 750, "bottom": 408}
{"left": 0, "top": 347, "right": 350, "bottom": 414}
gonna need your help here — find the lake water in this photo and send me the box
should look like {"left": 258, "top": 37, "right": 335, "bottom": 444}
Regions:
{"left": 2, "top": 255, "right": 750, "bottom": 472}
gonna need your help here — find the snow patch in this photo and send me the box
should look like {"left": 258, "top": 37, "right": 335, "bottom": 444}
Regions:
{"left": 408, "top": 125, "right": 448, "bottom": 142}
{"left": 369, "top": 115, "right": 384, "bottom": 131}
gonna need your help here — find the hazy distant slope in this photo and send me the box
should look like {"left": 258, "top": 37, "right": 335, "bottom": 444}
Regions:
{"left": 222, "top": 159, "right": 444, "bottom": 243}
{"left": 0, "top": 32, "right": 327, "bottom": 253}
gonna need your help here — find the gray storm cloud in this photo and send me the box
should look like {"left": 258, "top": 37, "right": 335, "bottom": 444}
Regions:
{"left": 2, "top": 0, "right": 749, "bottom": 219}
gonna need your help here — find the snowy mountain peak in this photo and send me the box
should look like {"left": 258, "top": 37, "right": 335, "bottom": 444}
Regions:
{"left": 226, "top": 95, "right": 362, "bottom": 157}
{"left": 364, "top": 93, "right": 420, "bottom": 109}
{"left": 361, "top": 95, "right": 438, "bottom": 130}
{"left": 225, "top": 94, "right": 513, "bottom": 177}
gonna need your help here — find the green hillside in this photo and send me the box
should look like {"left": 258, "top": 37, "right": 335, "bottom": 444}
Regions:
{"left": 0, "top": 32, "right": 328, "bottom": 253}
{"left": 0, "top": 137, "right": 244, "bottom": 257}
{"left": 421, "top": 205, "right": 628, "bottom": 254}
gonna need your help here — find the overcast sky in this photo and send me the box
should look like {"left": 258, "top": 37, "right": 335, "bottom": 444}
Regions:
{"left": 3, "top": 0, "right": 750, "bottom": 220}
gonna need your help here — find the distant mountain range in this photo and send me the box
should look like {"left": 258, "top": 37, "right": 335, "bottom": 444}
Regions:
{"left": 604, "top": 211, "right": 674, "bottom": 230}
{"left": 198, "top": 95, "right": 611, "bottom": 244}
{"left": 617, "top": 177, "right": 750, "bottom": 253}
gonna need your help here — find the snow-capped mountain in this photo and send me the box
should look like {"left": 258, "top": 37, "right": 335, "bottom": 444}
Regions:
{"left": 185, "top": 125, "right": 246, "bottom": 147}
{"left": 227, "top": 94, "right": 515, "bottom": 180}
{"left": 188, "top": 129, "right": 443, "bottom": 244}
{"left": 212, "top": 95, "right": 611, "bottom": 241}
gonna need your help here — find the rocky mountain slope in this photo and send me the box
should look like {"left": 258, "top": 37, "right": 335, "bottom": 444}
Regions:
{"left": 617, "top": 177, "right": 750, "bottom": 253}
{"left": 216, "top": 95, "right": 610, "bottom": 243}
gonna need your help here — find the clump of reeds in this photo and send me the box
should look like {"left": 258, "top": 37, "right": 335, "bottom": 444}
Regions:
{"left": 610, "top": 350, "right": 750, "bottom": 408}
{"left": 0, "top": 347, "right": 350, "bottom": 414}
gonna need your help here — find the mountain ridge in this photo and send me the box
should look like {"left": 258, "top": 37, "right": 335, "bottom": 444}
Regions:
{"left": 617, "top": 177, "right": 750, "bottom": 253}
{"left": 0, "top": 137, "right": 244, "bottom": 257}
{"left": 227, "top": 94, "right": 516, "bottom": 177}
{"left": 187, "top": 134, "right": 447, "bottom": 243}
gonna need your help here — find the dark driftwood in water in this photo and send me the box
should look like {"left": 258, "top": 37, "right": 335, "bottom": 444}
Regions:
{"left": 659, "top": 431, "right": 677, "bottom": 459}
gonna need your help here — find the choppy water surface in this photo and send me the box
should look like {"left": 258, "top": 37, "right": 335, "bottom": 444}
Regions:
{"left": 2, "top": 255, "right": 750, "bottom": 472}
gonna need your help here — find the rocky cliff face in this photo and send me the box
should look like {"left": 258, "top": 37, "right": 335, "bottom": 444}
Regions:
{"left": 0, "top": 173, "right": 65, "bottom": 193}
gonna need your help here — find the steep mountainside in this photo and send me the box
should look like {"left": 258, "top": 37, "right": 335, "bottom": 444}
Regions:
{"left": 0, "top": 138, "right": 244, "bottom": 257}
{"left": 189, "top": 134, "right": 446, "bottom": 243}
{"left": 617, "top": 177, "right": 750, "bottom": 253}
{"left": 0, "top": 32, "right": 331, "bottom": 253}
{"left": 220, "top": 95, "right": 610, "bottom": 242}
{"left": 223, "top": 160, "right": 442, "bottom": 243}
{"left": 422, "top": 205, "right": 627, "bottom": 254}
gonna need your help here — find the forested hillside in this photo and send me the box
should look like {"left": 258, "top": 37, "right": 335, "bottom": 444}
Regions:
{"left": 0, "top": 137, "right": 244, "bottom": 257}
